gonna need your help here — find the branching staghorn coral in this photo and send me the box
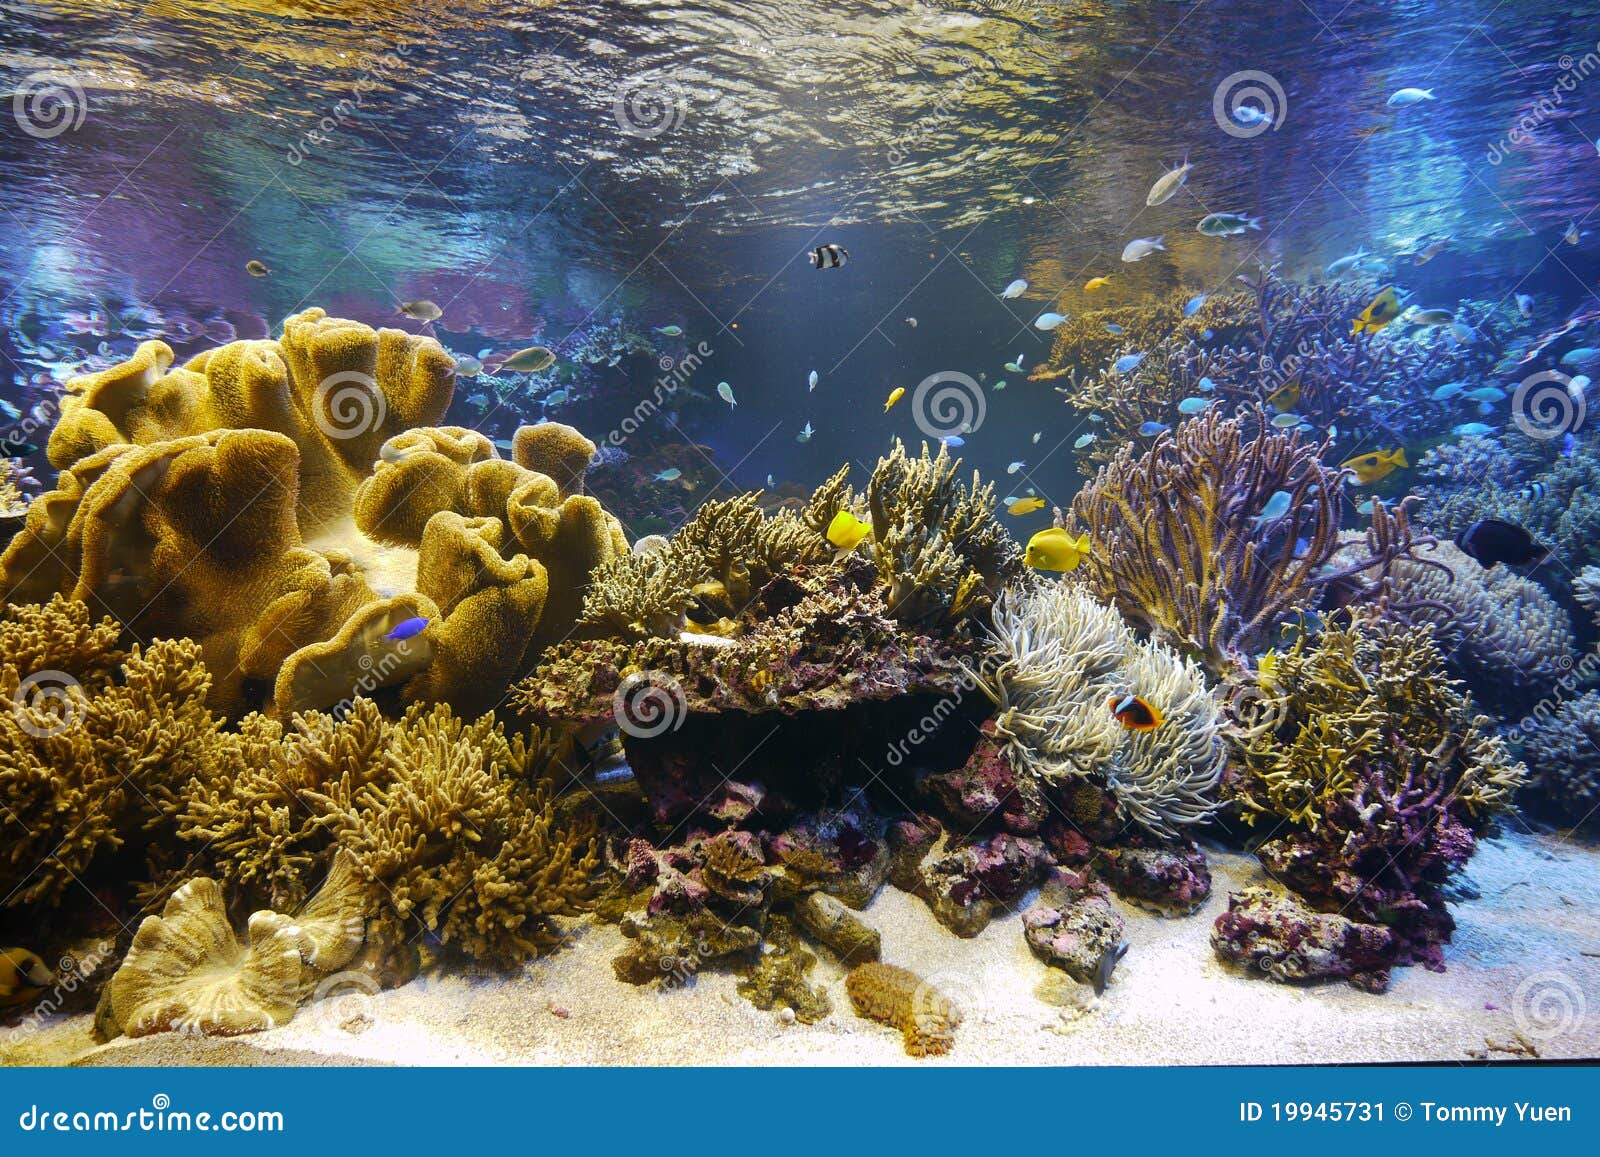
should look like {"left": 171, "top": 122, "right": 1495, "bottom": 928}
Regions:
{"left": 0, "top": 596, "right": 218, "bottom": 912}
{"left": 967, "top": 583, "right": 1224, "bottom": 839}
{"left": 1068, "top": 409, "right": 1419, "bottom": 674}
{"left": 1225, "top": 612, "right": 1524, "bottom": 969}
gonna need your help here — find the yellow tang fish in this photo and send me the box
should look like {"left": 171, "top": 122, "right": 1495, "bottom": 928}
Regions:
{"left": 1024, "top": 527, "right": 1091, "bottom": 572}
{"left": 1007, "top": 496, "right": 1047, "bottom": 515}
{"left": 884, "top": 386, "right": 906, "bottom": 412}
{"left": 1351, "top": 285, "right": 1402, "bottom": 335}
{"left": 1265, "top": 377, "right": 1301, "bottom": 412}
{"left": 826, "top": 510, "right": 872, "bottom": 550}
{"left": 1340, "top": 447, "right": 1407, "bottom": 484}
{"left": 1084, "top": 276, "right": 1112, "bottom": 292}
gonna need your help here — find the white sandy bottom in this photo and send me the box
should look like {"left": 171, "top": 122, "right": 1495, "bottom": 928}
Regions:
{"left": 28, "top": 829, "right": 1600, "bottom": 1067}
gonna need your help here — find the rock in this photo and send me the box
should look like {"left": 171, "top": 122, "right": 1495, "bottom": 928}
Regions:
{"left": 768, "top": 801, "right": 890, "bottom": 909}
{"left": 796, "top": 891, "right": 881, "bottom": 963}
{"left": 919, "top": 724, "right": 1046, "bottom": 834}
{"left": 914, "top": 832, "right": 1048, "bottom": 937}
{"left": 887, "top": 815, "right": 941, "bottom": 892}
{"left": 1098, "top": 841, "right": 1212, "bottom": 916}
{"left": 1210, "top": 886, "right": 1396, "bottom": 993}
{"left": 1022, "top": 870, "right": 1127, "bottom": 991}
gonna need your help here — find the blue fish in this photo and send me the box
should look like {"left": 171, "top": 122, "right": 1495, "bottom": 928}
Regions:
{"left": 1074, "top": 433, "right": 1098, "bottom": 449}
{"left": 1138, "top": 421, "right": 1169, "bottom": 436}
{"left": 1177, "top": 397, "right": 1210, "bottom": 414}
{"left": 1197, "top": 376, "right": 1216, "bottom": 392}
{"left": 1452, "top": 422, "right": 1496, "bottom": 437}
{"left": 1183, "top": 294, "right": 1209, "bottom": 316}
{"left": 1253, "top": 490, "right": 1292, "bottom": 529}
{"left": 941, "top": 434, "right": 965, "bottom": 449}
{"left": 386, "top": 616, "right": 430, "bottom": 642}
{"left": 1464, "top": 387, "right": 1506, "bottom": 402}
{"left": 1114, "top": 353, "right": 1146, "bottom": 374}
{"left": 1104, "top": 323, "right": 1125, "bottom": 335}
{"left": 653, "top": 468, "right": 683, "bottom": 482}
{"left": 1430, "top": 380, "right": 1466, "bottom": 401}
{"left": 1562, "top": 433, "right": 1578, "bottom": 458}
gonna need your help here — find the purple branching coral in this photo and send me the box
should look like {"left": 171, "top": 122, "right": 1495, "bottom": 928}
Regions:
{"left": 1067, "top": 408, "right": 1424, "bottom": 674}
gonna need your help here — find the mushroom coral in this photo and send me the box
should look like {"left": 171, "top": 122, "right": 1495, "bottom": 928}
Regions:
{"left": 0, "top": 312, "right": 628, "bottom": 717}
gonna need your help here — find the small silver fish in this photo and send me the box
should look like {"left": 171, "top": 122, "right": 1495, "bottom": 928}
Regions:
{"left": 717, "top": 381, "right": 736, "bottom": 408}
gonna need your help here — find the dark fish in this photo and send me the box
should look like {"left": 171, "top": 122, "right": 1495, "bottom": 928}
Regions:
{"left": 1456, "top": 519, "right": 1550, "bottom": 568}
{"left": 809, "top": 243, "right": 848, "bottom": 269}
{"left": 1093, "top": 939, "right": 1129, "bottom": 995}
{"left": 1108, "top": 693, "right": 1164, "bottom": 731}
{"left": 385, "top": 616, "right": 430, "bottom": 642}
{"left": 0, "top": 441, "right": 39, "bottom": 459}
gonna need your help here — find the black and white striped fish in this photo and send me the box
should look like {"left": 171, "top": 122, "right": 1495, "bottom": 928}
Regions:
{"left": 809, "top": 243, "right": 849, "bottom": 269}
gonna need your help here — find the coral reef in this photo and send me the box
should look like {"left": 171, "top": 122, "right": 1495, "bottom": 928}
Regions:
{"left": 1211, "top": 885, "right": 1396, "bottom": 993}
{"left": 845, "top": 961, "right": 961, "bottom": 1057}
{"left": 1224, "top": 613, "right": 1524, "bottom": 973}
{"left": 1068, "top": 409, "right": 1418, "bottom": 672}
{"left": 967, "top": 582, "right": 1225, "bottom": 839}
{"left": 0, "top": 311, "right": 627, "bottom": 716}
{"left": 1511, "top": 690, "right": 1600, "bottom": 832}
{"left": 1330, "top": 536, "right": 1576, "bottom": 712}
{"left": 735, "top": 916, "right": 832, "bottom": 1023}
{"left": 0, "top": 596, "right": 216, "bottom": 912}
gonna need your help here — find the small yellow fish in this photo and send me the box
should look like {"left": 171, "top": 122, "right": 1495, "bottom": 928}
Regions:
{"left": 1024, "top": 527, "right": 1091, "bottom": 571}
{"left": 398, "top": 299, "right": 444, "bottom": 322}
{"left": 1007, "top": 496, "right": 1047, "bottom": 515}
{"left": 1265, "top": 378, "right": 1301, "bottom": 412}
{"left": 1351, "top": 285, "right": 1402, "bottom": 335}
{"left": 1084, "top": 276, "right": 1112, "bottom": 292}
{"left": 245, "top": 260, "right": 271, "bottom": 278}
{"left": 826, "top": 510, "right": 872, "bottom": 550}
{"left": 1340, "top": 447, "right": 1408, "bottom": 484}
{"left": 884, "top": 386, "right": 906, "bottom": 412}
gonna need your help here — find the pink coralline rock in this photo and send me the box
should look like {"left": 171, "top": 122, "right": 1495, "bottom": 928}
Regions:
{"left": 919, "top": 723, "right": 1046, "bottom": 835}
{"left": 1097, "top": 840, "right": 1212, "bottom": 916}
{"left": 1021, "top": 870, "right": 1128, "bottom": 991}
{"left": 905, "top": 831, "right": 1049, "bottom": 938}
{"left": 1211, "top": 886, "right": 1397, "bottom": 993}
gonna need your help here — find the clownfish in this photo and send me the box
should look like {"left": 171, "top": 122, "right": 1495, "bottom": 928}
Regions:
{"left": 1109, "top": 693, "right": 1164, "bottom": 731}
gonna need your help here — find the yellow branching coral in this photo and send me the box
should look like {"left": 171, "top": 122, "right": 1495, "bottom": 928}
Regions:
{"left": 866, "top": 440, "right": 1021, "bottom": 626}
{"left": 0, "top": 596, "right": 217, "bottom": 911}
{"left": 164, "top": 699, "right": 597, "bottom": 968}
{"left": 968, "top": 583, "right": 1224, "bottom": 838}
